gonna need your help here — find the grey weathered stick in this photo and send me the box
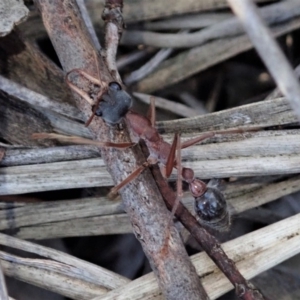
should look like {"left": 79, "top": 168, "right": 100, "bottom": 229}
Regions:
{"left": 227, "top": 0, "right": 300, "bottom": 121}
{"left": 0, "top": 251, "right": 107, "bottom": 300}
{"left": 1, "top": 175, "right": 299, "bottom": 240}
{"left": 0, "top": 264, "right": 9, "bottom": 300}
{"left": 0, "top": 145, "right": 99, "bottom": 167}
{"left": 93, "top": 214, "right": 300, "bottom": 300}
{"left": 0, "top": 75, "right": 83, "bottom": 121}
{"left": 156, "top": 97, "right": 296, "bottom": 133}
{"left": 0, "top": 233, "right": 128, "bottom": 290}
{"left": 77, "top": 0, "right": 101, "bottom": 51}
{"left": 1, "top": 213, "right": 299, "bottom": 300}
{"left": 136, "top": 16, "right": 300, "bottom": 93}
{"left": 125, "top": 48, "right": 173, "bottom": 85}
{"left": 3, "top": 131, "right": 300, "bottom": 195}
{"left": 144, "top": 12, "right": 232, "bottom": 30}
{"left": 133, "top": 92, "right": 198, "bottom": 117}
{"left": 86, "top": 0, "right": 273, "bottom": 24}
{"left": 33, "top": 1, "right": 207, "bottom": 299}
{"left": 92, "top": 212, "right": 300, "bottom": 300}
{"left": 0, "top": 0, "right": 29, "bottom": 37}
{"left": 0, "top": 89, "right": 55, "bottom": 147}
{"left": 121, "top": 0, "right": 300, "bottom": 48}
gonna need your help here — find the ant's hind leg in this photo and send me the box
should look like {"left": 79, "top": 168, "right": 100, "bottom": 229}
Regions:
{"left": 146, "top": 96, "right": 156, "bottom": 127}
{"left": 181, "top": 127, "right": 260, "bottom": 149}
{"left": 170, "top": 134, "right": 183, "bottom": 219}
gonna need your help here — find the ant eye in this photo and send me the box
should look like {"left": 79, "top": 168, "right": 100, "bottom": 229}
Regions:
{"left": 109, "top": 82, "right": 122, "bottom": 90}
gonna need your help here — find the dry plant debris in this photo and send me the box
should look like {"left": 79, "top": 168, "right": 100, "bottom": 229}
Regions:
{"left": 0, "top": 0, "right": 300, "bottom": 299}
{"left": 0, "top": 0, "right": 29, "bottom": 37}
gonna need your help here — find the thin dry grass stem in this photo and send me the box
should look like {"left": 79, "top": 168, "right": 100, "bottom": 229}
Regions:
{"left": 116, "top": 48, "right": 154, "bottom": 70}
{"left": 121, "top": 1, "right": 300, "bottom": 48}
{"left": 136, "top": 15, "right": 300, "bottom": 93}
{"left": 91, "top": 213, "right": 300, "bottom": 300}
{"left": 144, "top": 12, "right": 232, "bottom": 31}
{"left": 227, "top": 0, "right": 300, "bottom": 121}
{"left": 125, "top": 48, "right": 173, "bottom": 85}
{"left": 2, "top": 213, "right": 299, "bottom": 300}
{"left": 76, "top": 0, "right": 101, "bottom": 51}
{"left": 156, "top": 97, "right": 296, "bottom": 133}
{"left": 0, "top": 264, "right": 9, "bottom": 300}
{"left": 133, "top": 92, "right": 198, "bottom": 118}
{"left": 0, "top": 75, "right": 83, "bottom": 121}
{"left": 0, "top": 233, "right": 129, "bottom": 290}
{"left": 0, "top": 175, "right": 299, "bottom": 240}
{"left": 178, "top": 92, "right": 207, "bottom": 115}
{"left": 265, "top": 63, "right": 300, "bottom": 100}
{"left": 86, "top": 0, "right": 275, "bottom": 24}
{"left": 3, "top": 129, "right": 300, "bottom": 195}
{"left": 0, "top": 145, "right": 99, "bottom": 167}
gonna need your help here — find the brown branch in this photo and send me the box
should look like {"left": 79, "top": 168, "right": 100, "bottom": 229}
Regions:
{"left": 33, "top": 0, "right": 207, "bottom": 299}
{"left": 146, "top": 145, "right": 266, "bottom": 300}
{"left": 153, "top": 168, "right": 266, "bottom": 299}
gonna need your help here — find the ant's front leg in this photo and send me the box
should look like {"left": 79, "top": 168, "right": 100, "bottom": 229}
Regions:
{"left": 66, "top": 69, "right": 108, "bottom": 106}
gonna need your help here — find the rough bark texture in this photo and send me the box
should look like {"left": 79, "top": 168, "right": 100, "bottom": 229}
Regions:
{"left": 33, "top": 0, "right": 208, "bottom": 299}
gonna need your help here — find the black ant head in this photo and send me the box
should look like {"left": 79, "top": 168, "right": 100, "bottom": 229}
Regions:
{"left": 194, "top": 186, "right": 230, "bottom": 232}
{"left": 94, "top": 82, "right": 132, "bottom": 125}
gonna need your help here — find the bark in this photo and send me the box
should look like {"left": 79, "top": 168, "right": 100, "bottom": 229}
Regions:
{"left": 33, "top": 0, "right": 208, "bottom": 299}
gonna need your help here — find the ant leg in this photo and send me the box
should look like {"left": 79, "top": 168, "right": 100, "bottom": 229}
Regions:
{"left": 170, "top": 133, "right": 183, "bottom": 220}
{"left": 66, "top": 68, "right": 108, "bottom": 106}
{"left": 162, "top": 134, "right": 183, "bottom": 250}
{"left": 66, "top": 79, "right": 95, "bottom": 105}
{"left": 108, "top": 162, "right": 150, "bottom": 199}
{"left": 31, "top": 133, "right": 135, "bottom": 148}
{"left": 181, "top": 127, "right": 260, "bottom": 149}
{"left": 66, "top": 69, "right": 106, "bottom": 87}
{"left": 165, "top": 133, "right": 178, "bottom": 178}
{"left": 146, "top": 96, "right": 156, "bottom": 127}
{"left": 181, "top": 132, "right": 215, "bottom": 149}
{"left": 85, "top": 98, "right": 101, "bottom": 127}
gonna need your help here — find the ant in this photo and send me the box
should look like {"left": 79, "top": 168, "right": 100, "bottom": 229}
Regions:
{"left": 33, "top": 66, "right": 234, "bottom": 232}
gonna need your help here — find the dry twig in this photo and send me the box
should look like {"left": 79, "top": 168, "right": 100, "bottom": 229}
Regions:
{"left": 227, "top": 0, "right": 300, "bottom": 121}
{"left": 33, "top": 0, "right": 208, "bottom": 299}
